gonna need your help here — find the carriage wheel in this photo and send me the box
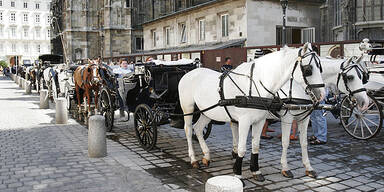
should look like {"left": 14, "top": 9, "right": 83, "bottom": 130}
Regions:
{"left": 134, "top": 104, "right": 157, "bottom": 151}
{"left": 99, "top": 89, "right": 114, "bottom": 132}
{"left": 340, "top": 94, "right": 383, "bottom": 140}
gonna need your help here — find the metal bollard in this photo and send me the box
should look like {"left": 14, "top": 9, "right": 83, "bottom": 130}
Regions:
{"left": 55, "top": 98, "right": 68, "bottom": 124}
{"left": 25, "top": 81, "right": 32, "bottom": 94}
{"left": 88, "top": 115, "right": 107, "bottom": 158}
{"left": 39, "top": 90, "right": 49, "bottom": 109}
{"left": 205, "top": 176, "right": 243, "bottom": 192}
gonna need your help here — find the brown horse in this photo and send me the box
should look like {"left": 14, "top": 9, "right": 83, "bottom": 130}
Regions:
{"left": 73, "top": 59, "right": 102, "bottom": 117}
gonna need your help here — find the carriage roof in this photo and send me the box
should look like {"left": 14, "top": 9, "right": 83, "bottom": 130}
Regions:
{"left": 38, "top": 54, "right": 64, "bottom": 64}
{"left": 368, "top": 48, "right": 384, "bottom": 56}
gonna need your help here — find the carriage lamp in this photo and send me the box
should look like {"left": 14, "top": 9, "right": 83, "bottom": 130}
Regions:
{"left": 280, "top": 0, "right": 288, "bottom": 46}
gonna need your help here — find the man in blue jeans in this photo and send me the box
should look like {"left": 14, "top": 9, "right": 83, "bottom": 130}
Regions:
{"left": 309, "top": 99, "right": 327, "bottom": 145}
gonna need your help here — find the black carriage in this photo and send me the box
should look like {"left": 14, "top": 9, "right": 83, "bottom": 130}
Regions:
{"left": 98, "top": 60, "right": 212, "bottom": 150}
{"left": 36, "top": 54, "right": 64, "bottom": 93}
{"left": 337, "top": 48, "right": 384, "bottom": 140}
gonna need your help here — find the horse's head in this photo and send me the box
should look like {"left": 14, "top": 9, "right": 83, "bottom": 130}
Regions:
{"left": 87, "top": 64, "right": 101, "bottom": 86}
{"left": 338, "top": 56, "right": 370, "bottom": 110}
{"left": 292, "top": 43, "right": 325, "bottom": 101}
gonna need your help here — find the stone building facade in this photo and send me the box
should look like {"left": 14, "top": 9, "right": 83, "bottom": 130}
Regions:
{"left": 0, "top": 0, "right": 52, "bottom": 64}
{"left": 51, "top": 0, "right": 133, "bottom": 62}
{"left": 142, "top": 0, "right": 324, "bottom": 54}
{"left": 320, "top": 0, "right": 384, "bottom": 42}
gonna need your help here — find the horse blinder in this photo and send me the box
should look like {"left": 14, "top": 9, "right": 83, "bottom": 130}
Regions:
{"left": 301, "top": 64, "right": 313, "bottom": 77}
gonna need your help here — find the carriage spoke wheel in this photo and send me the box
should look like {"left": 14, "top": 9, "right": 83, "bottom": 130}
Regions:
{"left": 340, "top": 95, "right": 383, "bottom": 140}
{"left": 134, "top": 104, "right": 157, "bottom": 151}
{"left": 99, "top": 89, "right": 114, "bottom": 132}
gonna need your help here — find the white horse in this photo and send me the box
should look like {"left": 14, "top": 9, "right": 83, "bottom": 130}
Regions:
{"left": 231, "top": 55, "right": 370, "bottom": 180}
{"left": 178, "top": 43, "right": 326, "bottom": 180}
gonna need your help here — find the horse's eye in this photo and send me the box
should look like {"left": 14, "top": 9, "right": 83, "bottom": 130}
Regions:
{"left": 347, "top": 75, "right": 354, "bottom": 81}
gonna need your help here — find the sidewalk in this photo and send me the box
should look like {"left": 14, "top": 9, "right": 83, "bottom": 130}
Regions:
{"left": 0, "top": 76, "right": 186, "bottom": 192}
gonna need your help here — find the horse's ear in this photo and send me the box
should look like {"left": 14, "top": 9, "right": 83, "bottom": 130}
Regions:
{"left": 344, "top": 57, "right": 354, "bottom": 67}
{"left": 302, "top": 42, "right": 309, "bottom": 53}
{"left": 355, "top": 54, "right": 364, "bottom": 64}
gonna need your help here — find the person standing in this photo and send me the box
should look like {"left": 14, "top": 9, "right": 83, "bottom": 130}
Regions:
{"left": 309, "top": 100, "right": 327, "bottom": 145}
{"left": 221, "top": 57, "right": 233, "bottom": 72}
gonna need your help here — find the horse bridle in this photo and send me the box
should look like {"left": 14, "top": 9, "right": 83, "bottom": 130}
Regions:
{"left": 336, "top": 61, "right": 367, "bottom": 96}
{"left": 289, "top": 48, "right": 325, "bottom": 104}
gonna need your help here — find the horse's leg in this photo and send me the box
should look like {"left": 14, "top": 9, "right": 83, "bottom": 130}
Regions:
{"left": 75, "top": 85, "right": 81, "bottom": 113}
{"left": 250, "top": 120, "right": 266, "bottom": 181}
{"left": 86, "top": 87, "right": 91, "bottom": 115}
{"left": 234, "top": 117, "right": 252, "bottom": 179}
{"left": 184, "top": 113, "right": 198, "bottom": 168}
{"left": 281, "top": 115, "right": 294, "bottom": 178}
{"left": 230, "top": 122, "right": 239, "bottom": 159}
{"left": 298, "top": 117, "right": 317, "bottom": 178}
{"left": 94, "top": 88, "right": 99, "bottom": 115}
{"left": 193, "top": 114, "right": 211, "bottom": 167}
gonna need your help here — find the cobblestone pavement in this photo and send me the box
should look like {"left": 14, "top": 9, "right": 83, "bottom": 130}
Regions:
{"left": 1, "top": 75, "right": 384, "bottom": 192}
{"left": 0, "top": 76, "right": 186, "bottom": 192}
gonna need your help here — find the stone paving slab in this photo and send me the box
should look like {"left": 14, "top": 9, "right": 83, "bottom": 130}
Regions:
{"left": 0, "top": 76, "right": 185, "bottom": 192}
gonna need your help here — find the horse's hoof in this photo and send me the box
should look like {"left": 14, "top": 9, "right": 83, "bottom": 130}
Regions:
{"left": 306, "top": 170, "right": 318, "bottom": 179}
{"left": 282, "top": 170, "right": 294, "bottom": 178}
{"left": 231, "top": 151, "right": 238, "bottom": 159}
{"left": 202, "top": 158, "right": 210, "bottom": 167}
{"left": 191, "top": 161, "right": 200, "bottom": 169}
{"left": 253, "top": 173, "right": 265, "bottom": 182}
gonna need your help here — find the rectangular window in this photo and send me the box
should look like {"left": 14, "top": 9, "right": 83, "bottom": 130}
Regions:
{"left": 24, "top": 2, "right": 27, "bottom": 8}
{"left": 24, "top": 44, "right": 28, "bottom": 52}
{"left": 199, "top": 19, "right": 205, "bottom": 41}
{"left": 37, "top": 44, "right": 40, "bottom": 53}
{"left": 164, "top": 27, "right": 170, "bottom": 46}
{"left": 23, "top": 14, "right": 28, "bottom": 22}
{"left": 0, "top": 1, "right": 2, "bottom": 6}
{"left": 11, "top": 1, "right": 15, "bottom": 7}
{"left": 135, "top": 37, "right": 143, "bottom": 50}
{"left": 35, "top": 14, "right": 40, "bottom": 23}
{"left": 11, "top": 27, "right": 16, "bottom": 37}
{"left": 36, "top": 3, "right": 40, "bottom": 9}
{"left": 24, "top": 28, "right": 28, "bottom": 37}
{"left": 12, "top": 44, "right": 16, "bottom": 52}
{"left": 36, "top": 28, "right": 40, "bottom": 38}
{"left": 126, "top": 0, "right": 131, "bottom": 7}
{"left": 0, "top": 12, "right": 2, "bottom": 21}
{"left": 180, "top": 23, "right": 187, "bottom": 43}
{"left": 221, "top": 14, "right": 229, "bottom": 37}
{"left": 10, "top": 13, "right": 16, "bottom": 22}
{"left": 47, "top": 3, "right": 51, "bottom": 10}
{"left": 334, "top": 0, "right": 342, "bottom": 26}
{"left": 301, "top": 27, "right": 316, "bottom": 43}
{"left": 152, "top": 30, "right": 157, "bottom": 47}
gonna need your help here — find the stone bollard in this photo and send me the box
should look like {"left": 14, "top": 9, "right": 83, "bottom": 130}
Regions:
{"left": 55, "top": 98, "right": 68, "bottom": 124}
{"left": 40, "top": 90, "right": 49, "bottom": 109}
{"left": 23, "top": 79, "right": 28, "bottom": 90}
{"left": 22, "top": 79, "right": 26, "bottom": 89}
{"left": 205, "top": 176, "right": 243, "bottom": 192}
{"left": 88, "top": 115, "right": 107, "bottom": 158}
{"left": 25, "top": 81, "right": 32, "bottom": 94}
{"left": 16, "top": 76, "right": 20, "bottom": 85}
{"left": 19, "top": 78, "right": 23, "bottom": 88}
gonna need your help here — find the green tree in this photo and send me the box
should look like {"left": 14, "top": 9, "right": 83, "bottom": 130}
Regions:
{"left": 0, "top": 60, "right": 8, "bottom": 68}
